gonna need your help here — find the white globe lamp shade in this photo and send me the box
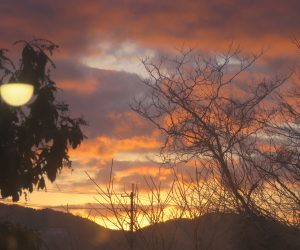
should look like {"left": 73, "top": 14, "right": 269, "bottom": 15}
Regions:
{"left": 0, "top": 83, "right": 34, "bottom": 107}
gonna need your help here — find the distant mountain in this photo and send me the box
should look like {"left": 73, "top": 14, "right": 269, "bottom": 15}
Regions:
{"left": 0, "top": 203, "right": 299, "bottom": 250}
{"left": 0, "top": 203, "right": 123, "bottom": 250}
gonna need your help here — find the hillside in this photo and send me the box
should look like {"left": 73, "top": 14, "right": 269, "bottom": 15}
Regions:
{"left": 132, "top": 213, "right": 300, "bottom": 250}
{"left": 0, "top": 203, "right": 123, "bottom": 250}
{"left": 0, "top": 203, "right": 299, "bottom": 250}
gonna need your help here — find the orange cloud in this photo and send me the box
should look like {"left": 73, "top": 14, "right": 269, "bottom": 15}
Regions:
{"left": 114, "top": 165, "right": 172, "bottom": 182}
{"left": 69, "top": 132, "right": 161, "bottom": 163}
{"left": 58, "top": 78, "right": 99, "bottom": 94}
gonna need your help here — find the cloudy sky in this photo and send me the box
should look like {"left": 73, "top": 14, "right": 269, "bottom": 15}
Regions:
{"left": 1, "top": 0, "right": 300, "bottom": 226}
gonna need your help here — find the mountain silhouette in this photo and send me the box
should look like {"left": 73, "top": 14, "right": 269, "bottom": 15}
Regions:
{"left": 0, "top": 203, "right": 299, "bottom": 250}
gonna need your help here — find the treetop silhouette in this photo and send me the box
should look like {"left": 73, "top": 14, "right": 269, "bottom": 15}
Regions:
{"left": 0, "top": 39, "right": 86, "bottom": 201}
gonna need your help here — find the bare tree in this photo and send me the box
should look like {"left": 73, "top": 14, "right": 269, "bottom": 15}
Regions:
{"left": 131, "top": 46, "right": 295, "bottom": 221}
{"left": 86, "top": 161, "right": 180, "bottom": 250}
{"left": 85, "top": 45, "right": 300, "bottom": 250}
{"left": 258, "top": 45, "right": 300, "bottom": 224}
{"left": 88, "top": 160, "right": 258, "bottom": 250}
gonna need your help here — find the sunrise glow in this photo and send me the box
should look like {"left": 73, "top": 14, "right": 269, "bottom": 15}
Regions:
{"left": 0, "top": 4, "right": 299, "bottom": 249}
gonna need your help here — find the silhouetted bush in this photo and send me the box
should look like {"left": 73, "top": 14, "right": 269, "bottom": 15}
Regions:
{"left": 0, "top": 221, "right": 41, "bottom": 250}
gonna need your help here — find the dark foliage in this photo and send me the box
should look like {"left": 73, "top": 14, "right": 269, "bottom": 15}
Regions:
{"left": 0, "top": 39, "right": 86, "bottom": 201}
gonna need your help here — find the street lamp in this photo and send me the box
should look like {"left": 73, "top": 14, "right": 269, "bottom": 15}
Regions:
{"left": 0, "top": 82, "right": 34, "bottom": 107}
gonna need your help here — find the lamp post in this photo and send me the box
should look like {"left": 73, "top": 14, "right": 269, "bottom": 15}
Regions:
{"left": 0, "top": 82, "right": 34, "bottom": 107}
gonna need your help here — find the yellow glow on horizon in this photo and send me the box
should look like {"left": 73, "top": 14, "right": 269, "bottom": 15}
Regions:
{"left": 0, "top": 83, "right": 34, "bottom": 106}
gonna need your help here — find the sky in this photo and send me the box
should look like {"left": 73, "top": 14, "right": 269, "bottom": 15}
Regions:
{"left": 1, "top": 0, "right": 300, "bottom": 227}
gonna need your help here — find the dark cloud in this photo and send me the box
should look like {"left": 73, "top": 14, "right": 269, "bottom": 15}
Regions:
{"left": 1, "top": 0, "right": 299, "bottom": 54}
{"left": 53, "top": 61, "right": 153, "bottom": 138}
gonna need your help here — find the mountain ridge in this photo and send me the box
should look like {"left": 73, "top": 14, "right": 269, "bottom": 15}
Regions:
{"left": 0, "top": 203, "right": 299, "bottom": 250}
